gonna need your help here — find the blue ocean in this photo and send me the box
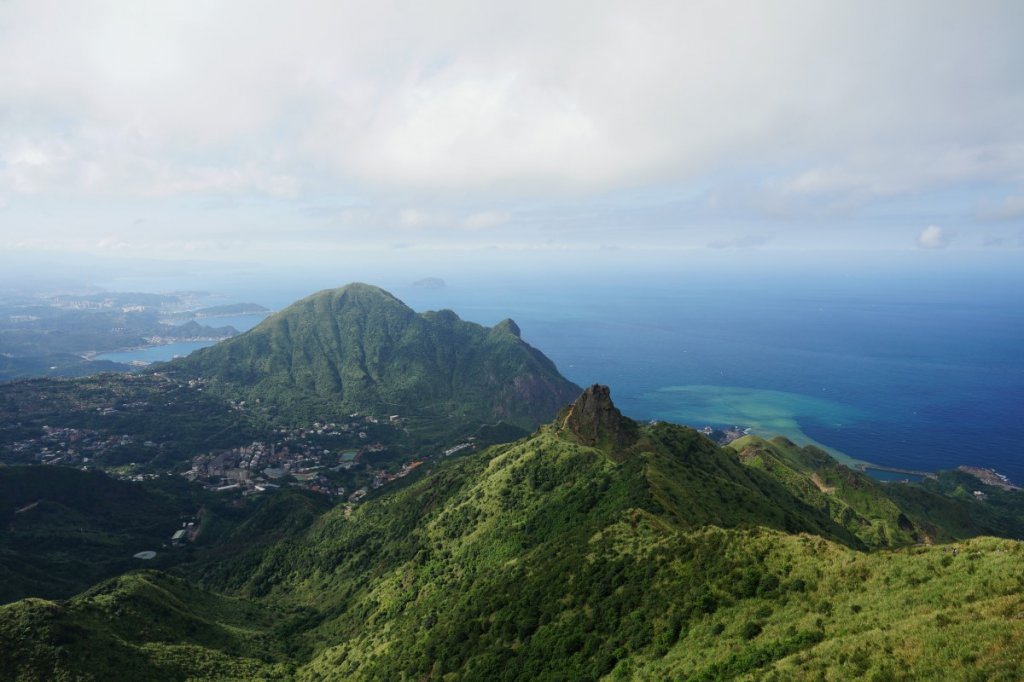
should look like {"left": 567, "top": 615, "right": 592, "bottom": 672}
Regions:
{"left": 395, "top": 272, "right": 1024, "bottom": 484}
{"left": 101, "top": 268, "right": 1024, "bottom": 483}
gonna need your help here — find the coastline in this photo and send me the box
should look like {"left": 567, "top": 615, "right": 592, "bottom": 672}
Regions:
{"left": 80, "top": 336, "right": 229, "bottom": 361}
{"left": 637, "top": 385, "right": 1021, "bottom": 486}
{"left": 730, "top": 423, "right": 1021, "bottom": 488}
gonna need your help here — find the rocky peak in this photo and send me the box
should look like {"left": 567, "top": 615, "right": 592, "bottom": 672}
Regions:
{"left": 560, "top": 384, "right": 638, "bottom": 453}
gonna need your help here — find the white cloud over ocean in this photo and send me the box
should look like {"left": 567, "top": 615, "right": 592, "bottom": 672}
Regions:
{"left": 917, "top": 225, "right": 949, "bottom": 250}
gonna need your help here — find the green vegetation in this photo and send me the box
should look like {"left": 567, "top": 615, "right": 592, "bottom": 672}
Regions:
{"left": 1, "top": 286, "right": 1023, "bottom": 681}
{"left": 0, "top": 373, "right": 269, "bottom": 469}
{"left": 169, "top": 283, "right": 580, "bottom": 431}
{"left": 0, "top": 353, "right": 131, "bottom": 382}
{"left": 731, "top": 435, "right": 1021, "bottom": 546}
{"left": 2, "top": 387, "right": 1014, "bottom": 680}
{"left": 0, "top": 467, "right": 197, "bottom": 603}
{"left": 163, "top": 302, "right": 270, "bottom": 320}
{"left": 0, "top": 571, "right": 292, "bottom": 680}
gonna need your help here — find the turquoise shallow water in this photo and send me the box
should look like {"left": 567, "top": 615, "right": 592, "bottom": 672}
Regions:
{"left": 635, "top": 385, "right": 867, "bottom": 466}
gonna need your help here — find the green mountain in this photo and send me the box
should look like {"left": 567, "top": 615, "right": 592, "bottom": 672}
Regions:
{"left": 169, "top": 283, "right": 580, "bottom": 432}
{"left": 4, "top": 385, "right": 1020, "bottom": 680}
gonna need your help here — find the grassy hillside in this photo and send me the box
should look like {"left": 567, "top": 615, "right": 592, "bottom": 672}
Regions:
{"left": 0, "top": 571, "right": 291, "bottom": 681}
{"left": 1, "top": 387, "right": 1022, "bottom": 680}
{"left": 186, "top": 389, "right": 1023, "bottom": 680}
{"left": 731, "top": 435, "right": 1020, "bottom": 546}
{"left": 170, "top": 283, "right": 580, "bottom": 431}
{"left": 0, "top": 466, "right": 333, "bottom": 607}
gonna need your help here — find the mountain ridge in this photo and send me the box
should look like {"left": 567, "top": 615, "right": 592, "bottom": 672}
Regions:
{"left": 168, "top": 283, "right": 581, "bottom": 430}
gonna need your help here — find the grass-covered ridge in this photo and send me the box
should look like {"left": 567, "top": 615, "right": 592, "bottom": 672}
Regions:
{"left": 0, "top": 571, "right": 292, "bottom": 681}
{"left": 731, "top": 435, "right": 1023, "bottom": 546}
{"left": 182, "top": 389, "right": 1024, "bottom": 679}
{"left": 1, "top": 386, "right": 1022, "bottom": 680}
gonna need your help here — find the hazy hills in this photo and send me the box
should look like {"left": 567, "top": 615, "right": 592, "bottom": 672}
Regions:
{"left": 169, "top": 283, "right": 580, "bottom": 431}
{"left": 0, "top": 291, "right": 240, "bottom": 382}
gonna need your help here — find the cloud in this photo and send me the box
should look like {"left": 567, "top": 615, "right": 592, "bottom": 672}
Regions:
{"left": 978, "top": 193, "right": 1024, "bottom": 221}
{"left": 395, "top": 208, "right": 510, "bottom": 231}
{"left": 2, "top": 1, "right": 1023, "bottom": 260}
{"left": 917, "top": 225, "right": 949, "bottom": 249}
{"left": 1, "top": 1, "right": 1022, "bottom": 200}
{"left": 782, "top": 145, "right": 1024, "bottom": 205}
{"left": 95, "top": 235, "right": 130, "bottom": 251}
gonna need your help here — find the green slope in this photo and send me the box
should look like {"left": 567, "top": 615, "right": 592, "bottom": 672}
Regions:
{"left": 0, "top": 467, "right": 200, "bottom": 604}
{"left": 2, "top": 386, "right": 1022, "bottom": 680}
{"left": 730, "top": 435, "right": 1020, "bottom": 547}
{"left": 0, "top": 571, "right": 291, "bottom": 681}
{"left": 192, "top": 387, "right": 1023, "bottom": 679}
{"left": 169, "top": 283, "right": 580, "bottom": 431}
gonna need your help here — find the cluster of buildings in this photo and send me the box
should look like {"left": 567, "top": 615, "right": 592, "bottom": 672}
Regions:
{"left": 7, "top": 425, "right": 139, "bottom": 466}
{"left": 347, "top": 460, "right": 424, "bottom": 503}
{"left": 183, "top": 439, "right": 346, "bottom": 498}
{"left": 698, "top": 425, "right": 750, "bottom": 445}
{"left": 6, "top": 391, "right": 483, "bottom": 507}
{"left": 179, "top": 413, "right": 408, "bottom": 499}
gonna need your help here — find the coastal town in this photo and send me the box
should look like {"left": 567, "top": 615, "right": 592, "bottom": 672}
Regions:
{"left": 4, "top": 402, "right": 476, "bottom": 505}
{"left": 178, "top": 412, "right": 462, "bottom": 503}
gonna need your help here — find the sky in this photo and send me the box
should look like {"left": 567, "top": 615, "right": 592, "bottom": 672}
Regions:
{"left": 1, "top": 0, "right": 1023, "bottom": 280}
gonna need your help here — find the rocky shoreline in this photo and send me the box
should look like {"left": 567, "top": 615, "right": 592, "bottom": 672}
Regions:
{"left": 958, "top": 466, "right": 1019, "bottom": 491}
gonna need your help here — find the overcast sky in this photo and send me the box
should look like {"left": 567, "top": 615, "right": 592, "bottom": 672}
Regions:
{"left": 1, "top": 0, "right": 1022, "bottom": 275}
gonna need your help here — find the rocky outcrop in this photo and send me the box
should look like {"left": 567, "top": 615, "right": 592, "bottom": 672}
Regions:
{"left": 560, "top": 384, "right": 638, "bottom": 453}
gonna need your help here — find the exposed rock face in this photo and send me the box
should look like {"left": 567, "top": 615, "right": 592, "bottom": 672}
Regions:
{"left": 560, "top": 384, "right": 638, "bottom": 452}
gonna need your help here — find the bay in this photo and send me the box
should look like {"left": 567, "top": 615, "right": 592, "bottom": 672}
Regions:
{"left": 95, "top": 341, "right": 215, "bottom": 364}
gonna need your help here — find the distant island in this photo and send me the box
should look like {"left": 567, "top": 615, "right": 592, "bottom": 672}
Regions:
{"left": 410, "top": 277, "right": 446, "bottom": 289}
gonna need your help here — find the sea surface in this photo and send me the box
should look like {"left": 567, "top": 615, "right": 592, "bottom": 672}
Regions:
{"left": 94, "top": 314, "right": 269, "bottom": 364}
{"left": 98, "top": 271, "right": 1024, "bottom": 483}
{"left": 96, "top": 341, "right": 216, "bottom": 364}
{"left": 394, "top": 275, "right": 1024, "bottom": 484}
